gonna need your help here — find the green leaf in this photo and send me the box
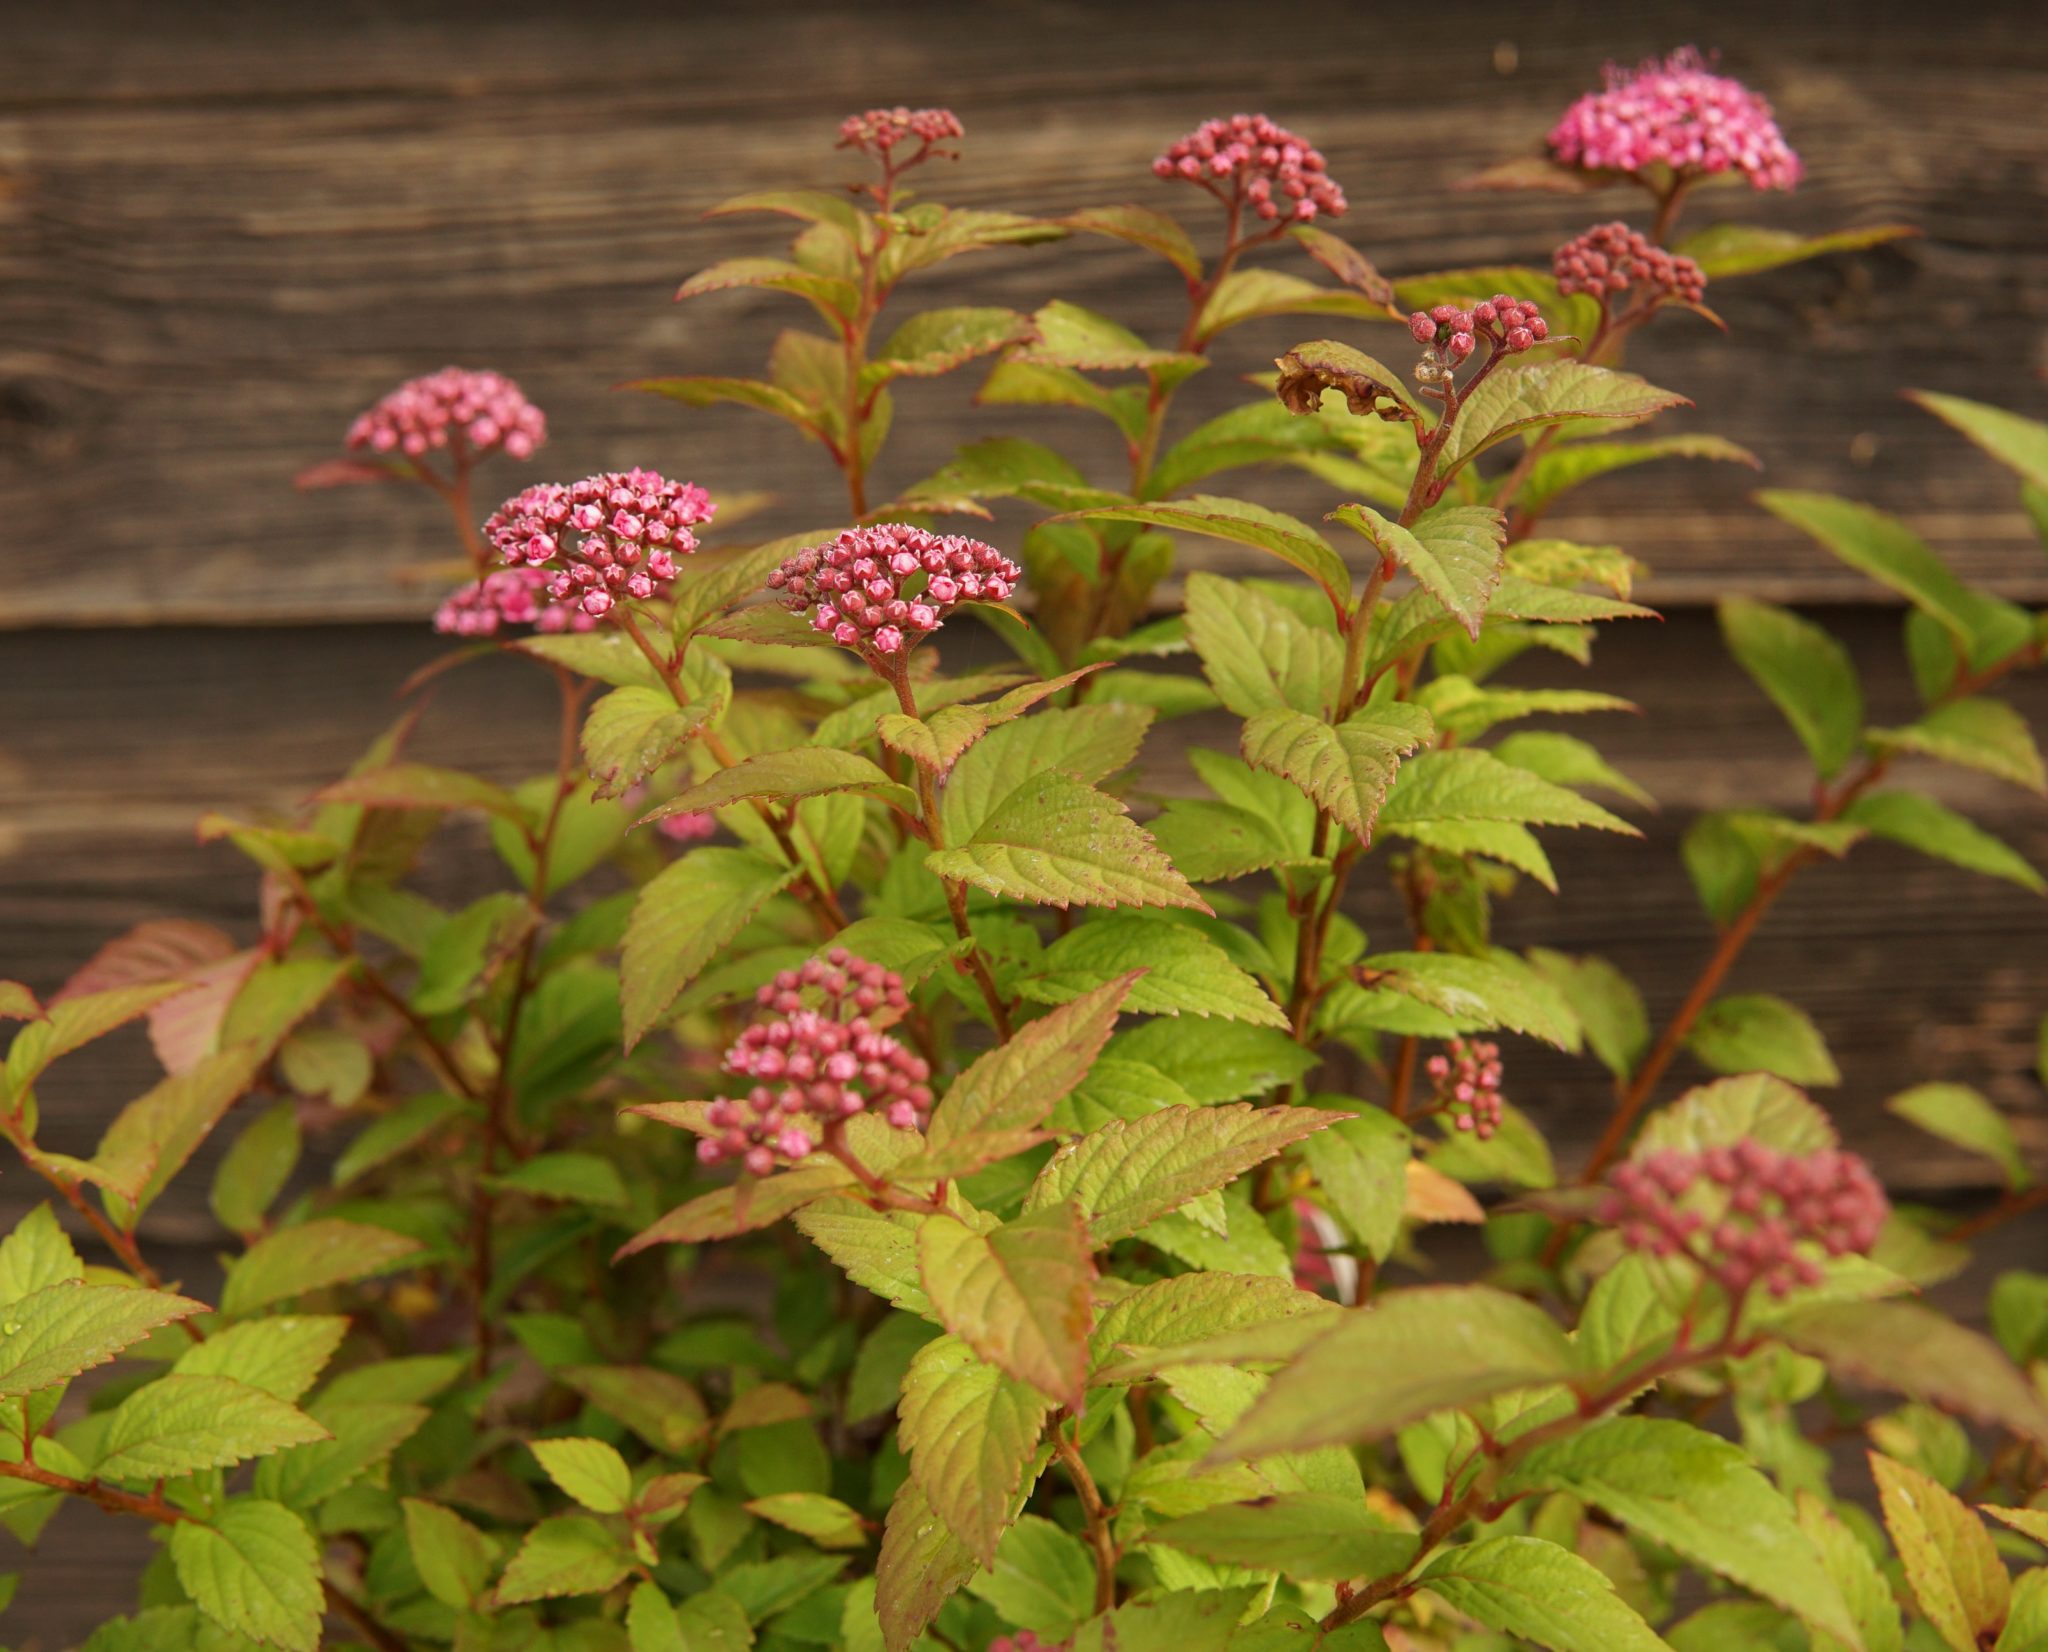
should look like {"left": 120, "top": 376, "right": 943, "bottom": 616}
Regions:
{"left": 896, "top": 1333, "right": 1052, "bottom": 1565}
{"left": 403, "top": 1497, "right": 498, "bottom": 1610}
{"left": 1060, "top": 497, "right": 1350, "bottom": 616}
{"left": 1907, "top": 390, "right": 2048, "bottom": 492}
{"left": 675, "top": 255, "right": 858, "bottom": 320}
{"left": 926, "top": 974, "right": 1137, "bottom": 1151}
{"left": 96, "top": 1374, "right": 327, "bottom": 1481}
{"left": 1681, "top": 810, "right": 1864, "bottom": 924}
{"left": 867, "top": 306, "right": 1031, "bottom": 385}
{"left": 1798, "top": 1491, "right": 1903, "bottom": 1652}
{"left": 220, "top": 1219, "right": 421, "bottom": 1317}
{"left": 1019, "top": 917, "right": 1286, "bottom": 1027}
{"left": 1212, "top": 1285, "right": 1576, "bottom": 1460}
{"left": 251, "top": 1398, "right": 424, "bottom": 1508}
{"left": 1887, "top": 1082, "right": 2030, "bottom": 1189}
{"left": 1675, "top": 221, "right": 1918, "bottom": 279}
{"left": 1776, "top": 1300, "right": 2048, "bottom": 1449}
{"left": 1152, "top": 1491, "right": 1417, "bottom": 1582}
{"left": 1638, "top": 1071, "right": 1838, "bottom": 1157}
{"left": 1195, "top": 268, "right": 1388, "bottom": 344}
{"left": 1493, "top": 732, "right": 1652, "bottom": 809}
{"left": 1503, "top": 1417, "right": 1863, "bottom": 1648}
{"left": 1527, "top": 950, "right": 1650, "bottom": 1079}
{"left": 1870, "top": 698, "right": 2047, "bottom": 794}
{"left": 582, "top": 686, "right": 716, "bottom": 801}
{"left": 1184, "top": 571, "right": 1340, "bottom": 721}
{"left": 1027, "top": 1103, "right": 1343, "bottom": 1243}
{"left": 876, "top": 1473, "right": 979, "bottom": 1652}
{"left": 314, "top": 762, "right": 525, "bottom": 824}
{"left": 1515, "top": 434, "right": 1760, "bottom": 518}
{"left": 1290, "top": 224, "right": 1396, "bottom": 303}
{"left": 649, "top": 746, "right": 914, "bottom": 821}
{"left": 705, "top": 186, "right": 865, "bottom": 234}
{"left": 1092, "top": 1272, "right": 1338, "bottom": 1371}
{"left": 1331, "top": 503, "right": 1506, "bottom": 637}
{"left": 978, "top": 358, "right": 1148, "bottom": 442}
{"left": 1240, "top": 703, "right": 1435, "bottom": 845}
{"left": 1418, "top": 1535, "right": 1674, "bottom": 1652}
{"left": 1442, "top": 361, "right": 1691, "bottom": 474}
{"left": 1685, "top": 994, "right": 1840, "bottom": 1086}
{"left": 1381, "top": 748, "right": 1637, "bottom": 835}
{"left": 87, "top": 1043, "right": 269, "bottom": 1213}
{"left": 618, "top": 1155, "right": 859, "bottom": 1254}
{"left": 1872, "top": 1454, "right": 2009, "bottom": 1652}
{"left": 917, "top": 1202, "right": 1094, "bottom": 1406}
{"left": 940, "top": 703, "right": 1153, "bottom": 844}
{"left": 745, "top": 1490, "right": 868, "bottom": 1549}
{"left": 490, "top": 1150, "right": 629, "bottom": 1208}
{"left": 209, "top": 1102, "right": 300, "bottom": 1236}
{"left": 1017, "top": 299, "right": 1203, "bottom": 377}
{"left": 170, "top": 1501, "right": 322, "bottom": 1652}
{"left": 1106, "top": 1020, "right": 1317, "bottom": 1103}
{"left": 925, "top": 774, "right": 1207, "bottom": 913}
{"left": 1718, "top": 597, "right": 1864, "bottom": 778}
{"left": 0, "top": 1206, "right": 81, "bottom": 1306}
{"left": 1757, "top": 491, "right": 1981, "bottom": 644}
{"left": 621, "top": 848, "right": 800, "bottom": 1047}
{"left": 1841, "top": 790, "right": 2043, "bottom": 892}
{"left": 966, "top": 1513, "right": 1097, "bottom": 1638}
{"left": 494, "top": 1512, "right": 635, "bottom": 1605}
{"left": 331, "top": 1091, "right": 467, "bottom": 1187}
{"left": 170, "top": 1316, "right": 347, "bottom": 1404}
{"left": 1063, "top": 203, "right": 1202, "bottom": 280}
{"left": 558, "top": 1365, "right": 709, "bottom": 1454}
{"left": 532, "top": 1436, "right": 634, "bottom": 1515}
{"left": 1303, "top": 1110, "right": 1413, "bottom": 1262}
{"left": 0, "top": 1283, "right": 205, "bottom": 1398}
{"left": 625, "top": 374, "right": 824, "bottom": 438}
{"left": 1361, "top": 951, "right": 1577, "bottom": 1048}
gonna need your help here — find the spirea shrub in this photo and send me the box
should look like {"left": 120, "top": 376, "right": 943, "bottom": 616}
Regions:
{"left": 5, "top": 54, "right": 2048, "bottom": 1652}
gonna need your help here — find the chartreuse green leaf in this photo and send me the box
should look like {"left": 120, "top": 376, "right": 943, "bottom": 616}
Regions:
{"left": 939, "top": 702, "right": 1153, "bottom": 844}
{"left": 1842, "top": 791, "right": 2043, "bottom": 892}
{"left": 1682, "top": 810, "right": 1864, "bottom": 924}
{"left": 404, "top": 1497, "right": 499, "bottom": 1609}
{"left": 1871, "top": 699, "right": 2047, "bottom": 794}
{"left": 169, "top": 1500, "right": 323, "bottom": 1652}
{"left": 966, "top": 1513, "right": 1096, "bottom": 1638}
{"left": 924, "top": 773, "right": 1207, "bottom": 914}
{"left": 0, "top": 1282, "right": 205, "bottom": 1398}
{"left": 1090, "top": 1272, "right": 1338, "bottom": 1372}
{"left": 1908, "top": 390, "right": 2048, "bottom": 490}
{"left": 531, "top": 1436, "right": 634, "bottom": 1514}
{"left": 1638, "top": 1071, "right": 1838, "bottom": 1156}
{"left": 745, "top": 1490, "right": 868, "bottom": 1549}
{"left": 927, "top": 974, "right": 1137, "bottom": 1147}
{"left": 650, "top": 745, "right": 915, "bottom": 821}
{"left": 253, "top": 1398, "right": 425, "bottom": 1507}
{"left": 866, "top": 305, "right": 1030, "bottom": 386}
{"left": 1150, "top": 1490, "right": 1418, "bottom": 1582}
{"left": 1027, "top": 1103, "right": 1342, "bottom": 1242}
{"left": 315, "top": 761, "right": 526, "bottom": 823}
{"left": 1887, "top": 1083, "right": 2031, "bottom": 1189}
{"left": 1493, "top": 732, "right": 1652, "bottom": 810}
{"left": 1418, "top": 1535, "right": 1674, "bottom": 1652}
{"left": 1799, "top": 1492, "right": 1903, "bottom": 1652}
{"left": 1059, "top": 496, "right": 1350, "bottom": 616}
{"left": 494, "top": 1513, "right": 635, "bottom": 1605}
{"left": 209, "top": 1101, "right": 300, "bottom": 1236}
{"left": 1068, "top": 1586, "right": 1265, "bottom": 1652}
{"left": 0, "top": 1206, "right": 81, "bottom": 1306}
{"left": 1685, "top": 994, "right": 1840, "bottom": 1086}
{"left": 1184, "top": 571, "right": 1340, "bottom": 720}
{"left": 1211, "top": 1285, "right": 1576, "bottom": 1460}
{"left": 1381, "top": 748, "right": 1636, "bottom": 835}
{"left": 1757, "top": 491, "right": 1983, "bottom": 645}
{"left": 1998, "top": 1572, "right": 2048, "bottom": 1652}
{"left": 1361, "top": 952, "right": 1576, "bottom": 1048}
{"left": 876, "top": 1473, "right": 979, "bottom": 1652}
{"left": 1503, "top": 1417, "right": 1863, "bottom": 1647}
{"left": 1106, "top": 1020, "right": 1317, "bottom": 1102}
{"left": 793, "top": 1200, "right": 930, "bottom": 1316}
{"left": 917, "top": 1201, "right": 1093, "bottom": 1406}
{"left": 96, "top": 1374, "right": 328, "bottom": 1481}
{"left": 1194, "top": 267, "right": 1388, "bottom": 342}
{"left": 581, "top": 685, "right": 716, "bottom": 800}
{"left": 1018, "top": 918, "right": 1284, "bottom": 1027}
{"left": 1240, "top": 703, "right": 1435, "bottom": 845}
{"left": 171, "top": 1316, "right": 347, "bottom": 1404}
{"left": 621, "top": 847, "right": 799, "bottom": 1047}
{"left": 1302, "top": 1110, "right": 1413, "bottom": 1262}
{"left": 1872, "top": 1454, "right": 2009, "bottom": 1652}
{"left": 1527, "top": 950, "right": 1649, "bottom": 1079}
{"left": 1441, "top": 360, "right": 1691, "bottom": 474}
{"left": 896, "top": 1333, "right": 1051, "bottom": 1565}
{"left": 1331, "top": 502, "right": 1506, "bottom": 637}
{"left": 219, "top": 1219, "right": 422, "bottom": 1317}
{"left": 1514, "top": 434, "right": 1760, "bottom": 517}
{"left": 1676, "top": 220, "right": 1916, "bottom": 279}
{"left": 1718, "top": 597, "right": 1865, "bottom": 778}
{"left": 88, "top": 1042, "right": 268, "bottom": 1214}
{"left": 1063, "top": 203, "right": 1201, "bottom": 278}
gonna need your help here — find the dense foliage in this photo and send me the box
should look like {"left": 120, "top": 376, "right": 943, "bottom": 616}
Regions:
{"left": 5, "top": 59, "right": 2048, "bottom": 1652}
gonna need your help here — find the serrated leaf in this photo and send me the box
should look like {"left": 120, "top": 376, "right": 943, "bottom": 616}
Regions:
{"left": 1303, "top": 1110, "right": 1413, "bottom": 1262}
{"left": 1240, "top": 703, "right": 1434, "bottom": 845}
{"left": 1872, "top": 1454, "right": 2008, "bottom": 1652}
{"left": 745, "top": 1491, "right": 868, "bottom": 1549}
{"left": 1028, "top": 1103, "right": 1345, "bottom": 1243}
{"left": 647, "top": 746, "right": 914, "bottom": 822}
{"left": 1799, "top": 1491, "right": 1903, "bottom": 1652}
{"left": 1063, "top": 203, "right": 1202, "bottom": 279}
{"left": 404, "top": 1498, "right": 498, "bottom": 1610}
{"left": 925, "top": 773, "right": 1206, "bottom": 913}
{"left": 867, "top": 305, "right": 1029, "bottom": 386}
{"left": 1886, "top": 1082, "right": 2030, "bottom": 1189}
{"left": 1184, "top": 571, "right": 1340, "bottom": 721}
{"left": 170, "top": 1500, "right": 322, "bottom": 1652}
{"left": 896, "top": 1333, "right": 1051, "bottom": 1565}
{"left": 558, "top": 1365, "right": 708, "bottom": 1455}
{"left": 314, "top": 762, "right": 525, "bottom": 823}
{"left": 87, "top": 1041, "right": 268, "bottom": 1214}
{"left": 1213, "top": 1285, "right": 1575, "bottom": 1460}
{"left": 1494, "top": 732, "right": 1653, "bottom": 810}
{"left": 0, "top": 1206, "right": 81, "bottom": 1306}
{"left": 532, "top": 1436, "right": 634, "bottom": 1514}
{"left": 1332, "top": 502, "right": 1506, "bottom": 637}
{"left": 940, "top": 702, "right": 1153, "bottom": 843}
{"left": 918, "top": 1203, "right": 1093, "bottom": 1406}
{"left": 1017, "top": 299, "right": 1202, "bottom": 376}
{"left": 618, "top": 1155, "right": 858, "bottom": 1254}
{"left": 97, "top": 1374, "right": 328, "bottom": 1481}
{"left": 1685, "top": 994, "right": 1840, "bottom": 1086}
{"left": 1018, "top": 917, "right": 1285, "bottom": 1027}
{"left": 1195, "top": 267, "right": 1387, "bottom": 344}
{"left": 219, "top": 1219, "right": 422, "bottom": 1317}
{"left": 1676, "top": 221, "right": 1917, "bottom": 279}
{"left": 495, "top": 1512, "right": 634, "bottom": 1605}
{"left": 675, "top": 254, "right": 858, "bottom": 319}
{"left": 978, "top": 358, "right": 1149, "bottom": 442}
{"left": 1061, "top": 496, "right": 1350, "bottom": 615}
{"left": 1273, "top": 339, "right": 1416, "bottom": 421}
{"left": 582, "top": 686, "right": 715, "bottom": 800}
{"left": 1382, "top": 748, "right": 1636, "bottom": 835}
{"left": 1871, "top": 698, "right": 2046, "bottom": 794}
{"left": 1908, "top": 390, "right": 2048, "bottom": 492}
{"left": 1419, "top": 1535, "right": 1674, "bottom": 1652}
{"left": 1528, "top": 950, "right": 1650, "bottom": 1079}
{"left": 625, "top": 374, "right": 823, "bottom": 437}
{"left": 252, "top": 1398, "right": 424, "bottom": 1508}
{"left": 1107, "top": 1019, "right": 1317, "bottom": 1103}
{"left": 170, "top": 1316, "right": 347, "bottom": 1405}
{"left": 1091, "top": 1272, "right": 1338, "bottom": 1370}
{"left": 1515, "top": 434, "right": 1761, "bottom": 518}
{"left": 1841, "top": 790, "right": 2043, "bottom": 893}
{"left": 0, "top": 1282, "right": 205, "bottom": 1398}
{"left": 1718, "top": 597, "right": 1864, "bottom": 778}
{"left": 1362, "top": 951, "right": 1576, "bottom": 1048}
{"left": 1442, "top": 361, "right": 1691, "bottom": 474}
{"left": 930, "top": 975, "right": 1139, "bottom": 1145}
{"left": 1151, "top": 1491, "right": 1417, "bottom": 1582}
{"left": 1757, "top": 491, "right": 1981, "bottom": 645}
{"left": 875, "top": 1472, "right": 979, "bottom": 1650}
{"left": 621, "top": 848, "right": 799, "bottom": 1047}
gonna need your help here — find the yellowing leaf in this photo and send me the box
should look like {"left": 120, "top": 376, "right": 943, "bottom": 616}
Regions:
{"left": 1331, "top": 502, "right": 1506, "bottom": 637}
{"left": 896, "top": 1334, "right": 1052, "bottom": 1565}
{"left": 876, "top": 1473, "right": 979, "bottom": 1652}
{"left": 1418, "top": 1534, "right": 1673, "bottom": 1652}
{"left": 1872, "top": 1454, "right": 2009, "bottom": 1652}
{"left": 917, "top": 1203, "right": 1094, "bottom": 1407}
{"left": 1240, "top": 703, "right": 1434, "bottom": 845}
{"left": 532, "top": 1436, "right": 634, "bottom": 1515}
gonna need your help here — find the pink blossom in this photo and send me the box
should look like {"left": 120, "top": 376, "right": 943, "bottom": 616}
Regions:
{"left": 1425, "top": 1038, "right": 1505, "bottom": 1140}
{"left": 345, "top": 368, "right": 547, "bottom": 465}
{"left": 1600, "top": 1140, "right": 1888, "bottom": 1298}
{"left": 838, "top": 107, "right": 964, "bottom": 159}
{"left": 1554, "top": 221, "right": 1707, "bottom": 305}
{"left": 1153, "top": 113, "right": 1347, "bottom": 222}
{"left": 656, "top": 811, "right": 716, "bottom": 844}
{"left": 432, "top": 567, "right": 553, "bottom": 638}
{"left": 769, "top": 524, "right": 1022, "bottom": 663}
{"left": 700, "top": 950, "right": 933, "bottom": 1173}
{"left": 1407, "top": 295, "right": 1548, "bottom": 382}
{"left": 1548, "top": 49, "right": 1803, "bottom": 192}
{"left": 484, "top": 470, "right": 714, "bottom": 626}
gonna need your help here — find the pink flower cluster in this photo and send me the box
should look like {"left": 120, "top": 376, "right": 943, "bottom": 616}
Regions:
{"left": 769, "top": 524, "right": 1020, "bottom": 660}
{"left": 1426, "top": 1038, "right": 1505, "bottom": 1139}
{"left": 838, "top": 106, "right": 964, "bottom": 159}
{"left": 702, "top": 950, "right": 933, "bottom": 1176}
{"left": 1554, "top": 221, "right": 1706, "bottom": 306}
{"left": 657, "top": 811, "right": 716, "bottom": 844}
{"left": 484, "top": 470, "right": 714, "bottom": 624}
{"left": 1152, "top": 114, "right": 1347, "bottom": 223}
{"left": 991, "top": 1636, "right": 1065, "bottom": 1652}
{"left": 1601, "top": 1141, "right": 1888, "bottom": 1298}
{"left": 346, "top": 368, "right": 547, "bottom": 463}
{"left": 1407, "top": 295, "right": 1550, "bottom": 370}
{"left": 1548, "top": 49, "right": 1803, "bottom": 192}
{"left": 432, "top": 567, "right": 555, "bottom": 638}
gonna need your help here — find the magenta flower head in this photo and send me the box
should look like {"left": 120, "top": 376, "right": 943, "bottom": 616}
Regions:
{"left": 1600, "top": 1140, "right": 1888, "bottom": 1299}
{"left": 656, "top": 811, "right": 717, "bottom": 845}
{"left": 1554, "top": 221, "right": 1706, "bottom": 307}
{"left": 432, "top": 567, "right": 552, "bottom": 638}
{"left": 482, "top": 469, "right": 714, "bottom": 626}
{"left": 838, "top": 106, "right": 964, "bottom": 161}
{"left": 1406, "top": 294, "right": 1548, "bottom": 382}
{"left": 1153, "top": 113, "right": 1346, "bottom": 223}
{"left": 1548, "top": 49, "right": 1802, "bottom": 192}
{"left": 769, "top": 524, "right": 1021, "bottom": 665}
{"left": 703, "top": 949, "right": 933, "bottom": 1177}
{"left": 345, "top": 368, "right": 547, "bottom": 465}
{"left": 1424, "top": 1038, "right": 1505, "bottom": 1140}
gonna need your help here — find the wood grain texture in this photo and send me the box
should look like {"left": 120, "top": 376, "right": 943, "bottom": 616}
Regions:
{"left": 3, "top": 0, "right": 2046, "bottom": 626}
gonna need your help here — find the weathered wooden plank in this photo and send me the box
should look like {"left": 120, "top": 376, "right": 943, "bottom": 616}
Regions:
{"left": 3, "top": 0, "right": 2046, "bottom": 625}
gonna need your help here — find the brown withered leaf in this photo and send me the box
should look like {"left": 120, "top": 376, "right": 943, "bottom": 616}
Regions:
{"left": 1274, "top": 340, "right": 1418, "bottom": 423}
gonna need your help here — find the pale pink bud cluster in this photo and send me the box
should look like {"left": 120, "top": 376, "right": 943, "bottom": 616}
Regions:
{"left": 1152, "top": 113, "right": 1347, "bottom": 222}
{"left": 656, "top": 811, "right": 717, "bottom": 844}
{"left": 485, "top": 470, "right": 714, "bottom": 623}
{"left": 1548, "top": 49, "right": 1803, "bottom": 192}
{"left": 991, "top": 1635, "right": 1065, "bottom": 1652}
{"left": 769, "top": 524, "right": 1020, "bottom": 660}
{"left": 1407, "top": 294, "right": 1549, "bottom": 380}
{"left": 837, "top": 107, "right": 964, "bottom": 159}
{"left": 432, "top": 567, "right": 554, "bottom": 638}
{"left": 702, "top": 950, "right": 933, "bottom": 1176}
{"left": 1600, "top": 1141, "right": 1888, "bottom": 1298}
{"left": 346, "top": 368, "right": 547, "bottom": 462}
{"left": 1554, "top": 221, "right": 1706, "bottom": 306}
{"left": 1426, "top": 1038, "right": 1505, "bottom": 1139}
